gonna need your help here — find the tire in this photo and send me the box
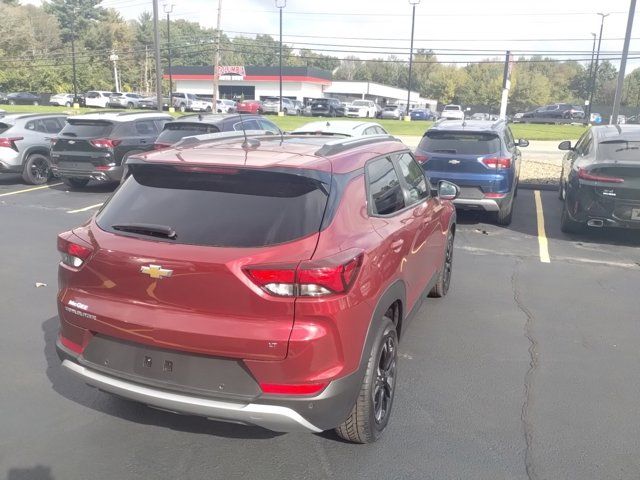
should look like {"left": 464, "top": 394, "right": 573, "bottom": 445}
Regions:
{"left": 62, "top": 177, "right": 90, "bottom": 189}
{"left": 283, "top": 108, "right": 288, "bottom": 115}
{"left": 366, "top": 111, "right": 370, "bottom": 118}
{"left": 493, "top": 194, "right": 514, "bottom": 226}
{"left": 560, "top": 200, "right": 584, "bottom": 233}
{"left": 21, "top": 153, "right": 51, "bottom": 185}
{"left": 33, "top": 100, "right": 39, "bottom": 106}
{"left": 65, "top": 101, "right": 72, "bottom": 107}
{"left": 179, "top": 103, "right": 186, "bottom": 113}
{"left": 9, "top": 100, "right": 15, "bottom": 105}
{"left": 335, "top": 314, "right": 398, "bottom": 444}
{"left": 429, "top": 229, "right": 454, "bottom": 298}
{"left": 127, "top": 102, "right": 134, "bottom": 109}
{"left": 558, "top": 169, "right": 565, "bottom": 200}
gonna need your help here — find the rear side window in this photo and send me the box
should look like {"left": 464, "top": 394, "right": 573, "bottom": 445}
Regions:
{"left": 258, "top": 118, "right": 280, "bottom": 134}
{"left": 366, "top": 157, "right": 405, "bottom": 215}
{"left": 97, "top": 165, "right": 330, "bottom": 247}
{"left": 420, "top": 131, "right": 501, "bottom": 155}
{"left": 233, "top": 119, "right": 260, "bottom": 130}
{"left": 156, "top": 123, "right": 220, "bottom": 144}
{"left": 135, "top": 120, "right": 158, "bottom": 135}
{"left": 0, "top": 122, "right": 13, "bottom": 134}
{"left": 60, "top": 120, "right": 114, "bottom": 138}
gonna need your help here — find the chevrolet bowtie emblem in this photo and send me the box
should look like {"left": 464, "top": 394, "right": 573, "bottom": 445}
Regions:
{"left": 140, "top": 264, "right": 173, "bottom": 279}
{"left": 448, "top": 159, "right": 461, "bottom": 165}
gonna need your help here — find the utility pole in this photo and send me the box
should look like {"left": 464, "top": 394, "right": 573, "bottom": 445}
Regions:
{"left": 152, "top": 0, "right": 163, "bottom": 112}
{"left": 586, "top": 13, "right": 610, "bottom": 123}
{"left": 499, "top": 51, "right": 513, "bottom": 120}
{"left": 586, "top": 32, "right": 596, "bottom": 99}
{"left": 164, "top": 3, "right": 174, "bottom": 105}
{"left": 276, "top": 0, "right": 286, "bottom": 115}
{"left": 213, "top": 0, "right": 222, "bottom": 106}
{"left": 144, "top": 46, "right": 149, "bottom": 94}
{"left": 611, "top": 0, "right": 636, "bottom": 124}
{"left": 70, "top": 11, "right": 79, "bottom": 107}
{"left": 406, "top": 0, "right": 420, "bottom": 120}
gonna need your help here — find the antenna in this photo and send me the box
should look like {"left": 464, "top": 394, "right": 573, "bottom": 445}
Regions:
{"left": 237, "top": 110, "right": 250, "bottom": 149}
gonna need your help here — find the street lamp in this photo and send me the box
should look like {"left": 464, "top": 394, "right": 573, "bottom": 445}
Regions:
{"left": 70, "top": 9, "right": 78, "bottom": 107}
{"left": 406, "top": 0, "right": 420, "bottom": 120}
{"left": 109, "top": 52, "right": 120, "bottom": 93}
{"left": 163, "top": 3, "right": 174, "bottom": 102}
{"left": 276, "top": 0, "right": 286, "bottom": 115}
{"left": 586, "top": 13, "right": 610, "bottom": 122}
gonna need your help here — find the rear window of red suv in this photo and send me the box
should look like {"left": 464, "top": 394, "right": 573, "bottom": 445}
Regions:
{"left": 96, "top": 164, "right": 330, "bottom": 247}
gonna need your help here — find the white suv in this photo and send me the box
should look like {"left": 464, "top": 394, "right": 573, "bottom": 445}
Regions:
{"left": 85, "top": 91, "right": 113, "bottom": 108}
{"left": 345, "top": 100, "right": 378, "bottom": 118}
{"left": 441, "top": 104, "right": 465, "bottom": 120}
{"left": 172, "top": 93, "right": 213, "bottom": 113}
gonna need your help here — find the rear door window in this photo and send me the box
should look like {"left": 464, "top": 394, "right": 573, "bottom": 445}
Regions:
{"left": 419, "top": 131, "right": 501, "bottom": 155}
{"left": 232, "top": 119, "right": 260, "bottom": 130}
{"left": 258, "top": 118, "right": 281, "bottom": 134}
{"left": 135, "top": 120, "right": 158, "bottom": 136}
{"left": 60, "top": 120, "right": 114, "bottom": 138}
{"left": 97, "top": 165, "right": 330, "bottom": 247}
{"left": 366, "top": 156, "right": 405, "bottom": 215}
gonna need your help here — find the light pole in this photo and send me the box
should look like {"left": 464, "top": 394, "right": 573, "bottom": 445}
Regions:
{"left": 611, "top": 0, "right": 636, "bottom": 124}
{"left": 164, "top": 3, "right": 174, "bottom": 104}
{"left": 276, "top": 0, "right": 286, "bottom": 115}
{"left": 152, "top": 0, "right": 163, "bottom": 112}
{"left": 587, "top": 33, "right": 596, "bottom": 94}
{"left": 213, "top": 0, "right": 222, "bottom": 106}
{"left": 586, "top": 13, "right": 610, "bottom": 122}
{"left": 406, "top": 0, "right": 420, "bottom": 120}
{"left": 109, "top": 52, "right": 120, "bottom": 93}
{"left": 70, "top": 9, "right": 78, "bottom": 107}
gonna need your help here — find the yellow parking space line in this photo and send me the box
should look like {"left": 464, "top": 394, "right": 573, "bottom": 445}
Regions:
{"left": 68, "top": 203, "right": 104, "bottom": 214}
{"left": 0, "top": 183, "right": 62, "bottom": 197}
{"left": 534, "top": 190, "right": 551, "bottom": 263}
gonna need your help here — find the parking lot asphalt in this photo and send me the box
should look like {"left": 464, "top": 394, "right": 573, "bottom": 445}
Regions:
{"left": 2, "top": 175, "right": 640, "bottom": 480}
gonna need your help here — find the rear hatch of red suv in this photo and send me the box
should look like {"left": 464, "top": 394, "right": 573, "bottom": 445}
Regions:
{"left": 58, "top": 161, "right": 332, "bottom": 361}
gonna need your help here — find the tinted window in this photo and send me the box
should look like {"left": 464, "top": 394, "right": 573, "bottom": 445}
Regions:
{"left": 396, "top": 153, "right": 428, "bottom": 204}
{"left": 233, "top": 119, "right": 260, "bottom": 130}
{"left": 598, "top": 141, "right": 640, "bottom": 162}
{"left": 135, "top": 120, "right": 158, "bottom": 135}
{"left": 60, "top": 120, "right": 114, "bottom": 138}
{"left": 420, "top": 131, "right": 501, "bottom": 155}
{"left": 156, "top": 123, "right": 220, "bottom": 144}
{"left": 258, "top": 118, "right": 281, "bottom": 134}
{"left": 86, "top": 92, "right": 99, "bottom": 98}
{"left": 97, "top": 165, "right": 329, "bottom": 247}
{"left": 504, "top": 128, "right": 515, "bottom": 149}
{"left": 364, "top": 127, "right": 376, "bottom": 135}
{"left": 43, "top": 118, "right": 63, "bottom": 133}
{"left": 0, "top": 122, "right": 13, "bottom": 134}
{"left": 367, "top": 157, "right": 405, "bottom": 215}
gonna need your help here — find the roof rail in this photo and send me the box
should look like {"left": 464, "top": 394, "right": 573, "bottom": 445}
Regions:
{"left": 115, "top": 110, "right": 171, "bottom": 116}
{"left": 491, "top": 118, "right": 507, "bottom": 129}
{"left": 8, "top": 112, "right": 67, "bottom": 119}
{"left": 314, "top": 134, "right": 401, "bottom": 157}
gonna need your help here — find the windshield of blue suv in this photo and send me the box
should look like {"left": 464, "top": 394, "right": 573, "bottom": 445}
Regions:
{"left": 420, "top": 131, "right": 502, "bottom": 155}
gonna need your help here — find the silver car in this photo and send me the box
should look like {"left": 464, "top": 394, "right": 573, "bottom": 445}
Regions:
{"left": 261, "top": 97, "right": 296, "bottom": 115}
{"left": 108, "top": 93, "right": 144, "bottom": 109}
{"left": 381, "top": 106, "right": 402, "bottom": 120}
{"left": 0, "top": 113, "right": 67, "bottom": 184}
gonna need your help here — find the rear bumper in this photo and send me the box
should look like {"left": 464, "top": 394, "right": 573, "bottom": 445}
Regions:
{"left": 52, "top": 164, "right": 123, "bottom": 182}
{"left": 56, "top": 335, "right": 363, "bottom": 433}
{"left": 453, "top": 198, "right": 501, "bottom": 212}
{"left": 61, "top": 358, "right": 322, "bottom": 432}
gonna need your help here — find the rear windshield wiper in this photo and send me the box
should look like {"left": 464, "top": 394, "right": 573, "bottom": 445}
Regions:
{"left": 112, "top": 223, "right": 177, "bottom": 240}
{"left": 433, "top": 149, "right": 457, "bottom": 154}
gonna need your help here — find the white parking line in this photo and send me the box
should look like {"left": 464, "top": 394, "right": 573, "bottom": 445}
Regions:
{"left": 534, "top": 190, "right": 551, "bottom": 263}
{"left": 0, "top": 183, "right": 62, "bottom": 197}
{"left": 67, "top": 203, "right": 104, "bottom": 214}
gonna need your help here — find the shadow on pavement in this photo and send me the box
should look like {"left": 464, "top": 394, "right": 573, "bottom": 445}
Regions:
{"left": 42, "top": 316, "right": 282, "bottom": 441}
{"left": 49, "top": 181, "right": 117, "bottom": 194}
{"left": 6, "top": 465, "right": 54, "bottom": 480}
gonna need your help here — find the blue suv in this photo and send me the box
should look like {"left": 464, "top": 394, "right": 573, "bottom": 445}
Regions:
{"left": 415, "top": 119, "right": 528, "bottom": 225}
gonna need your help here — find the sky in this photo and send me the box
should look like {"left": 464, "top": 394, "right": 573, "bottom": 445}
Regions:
{"left": 30, "top": 0, "right": 640, "bottom": 71}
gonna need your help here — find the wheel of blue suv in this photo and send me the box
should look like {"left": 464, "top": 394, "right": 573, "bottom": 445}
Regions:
{"left": 335, "top": 314, "right": 398, "bottom": 444}
{"left": 429, "top": 229, "right": 454, "bottom": 298}
{"left": 492, "top": 194, "right": 514, "bottom": 226}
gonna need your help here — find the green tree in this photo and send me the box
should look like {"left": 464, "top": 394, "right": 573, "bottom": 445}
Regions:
{"left": 44, "top": 0, "right": 106, "bottom": 41}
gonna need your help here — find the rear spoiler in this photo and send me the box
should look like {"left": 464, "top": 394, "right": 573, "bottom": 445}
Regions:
{"left": 173, "top": 130, "right": 277, "bottom": 149}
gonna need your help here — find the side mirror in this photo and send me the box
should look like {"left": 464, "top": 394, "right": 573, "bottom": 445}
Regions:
{"left": 438, "top": 180, "right": 459, "bottom": 201}
{"left": 558, "top": 140, "right": 573, "bottom": 151}
{"left": 518, "top": 139, "right": 529, "bottom": 148}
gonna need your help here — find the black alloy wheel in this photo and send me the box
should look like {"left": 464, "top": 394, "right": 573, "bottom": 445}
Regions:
{"left": 373, "top": 335, "right": 397, "bottom": 425}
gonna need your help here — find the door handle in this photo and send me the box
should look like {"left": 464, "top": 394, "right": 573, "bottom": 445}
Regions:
{"left": 140, "top": 140, "right": 148, "bottom": 144}
{"left": 390, "top": 239, "right": 404, "bottom": 252}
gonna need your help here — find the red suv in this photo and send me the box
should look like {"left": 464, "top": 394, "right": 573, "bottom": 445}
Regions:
{"left": 55, "top": 133, "right": 458, "bottom": 443}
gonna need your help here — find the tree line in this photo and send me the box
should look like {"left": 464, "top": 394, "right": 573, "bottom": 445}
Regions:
{"left": 0, "top": 0, "right": 638, "bottom": 112}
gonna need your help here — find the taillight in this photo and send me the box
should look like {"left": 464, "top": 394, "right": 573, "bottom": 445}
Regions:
{"left": 153, "top": 143, "right": 171, "bottom": 150}
{"left": 57, "top": 235, "right": 93, "bottom": 268}
{"left": 482, "top": 157, "right": 511, "bottom": 169}
{"left": 0, "top": 137, "right": 23, "bottom": 151}
{"left": 484, "top": 192, "right": 507, "bottom": 199}
{"left": 578, "top": 167, "right": 624, "bottom": 184}
{"left": 90, "top": 138, "right": 121, "bottom": 149}
{"left": 49, "top": 137, "right": 58, "bottom": 146}
{"left": 415, "top": 154, "right": 429, "bottom": 164}
{"left": 59, "top": 335, "right": 84, "bottom": 354}
{"left": 260, "top": 382, "right": 328, "bottom": 396}
{"left": 244, "top": 253, "right": 363, "bottom": 297}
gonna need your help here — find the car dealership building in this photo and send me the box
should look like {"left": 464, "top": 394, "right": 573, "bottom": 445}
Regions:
{"left": 165, "top": 66, "right": 436, "bottom": 110}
